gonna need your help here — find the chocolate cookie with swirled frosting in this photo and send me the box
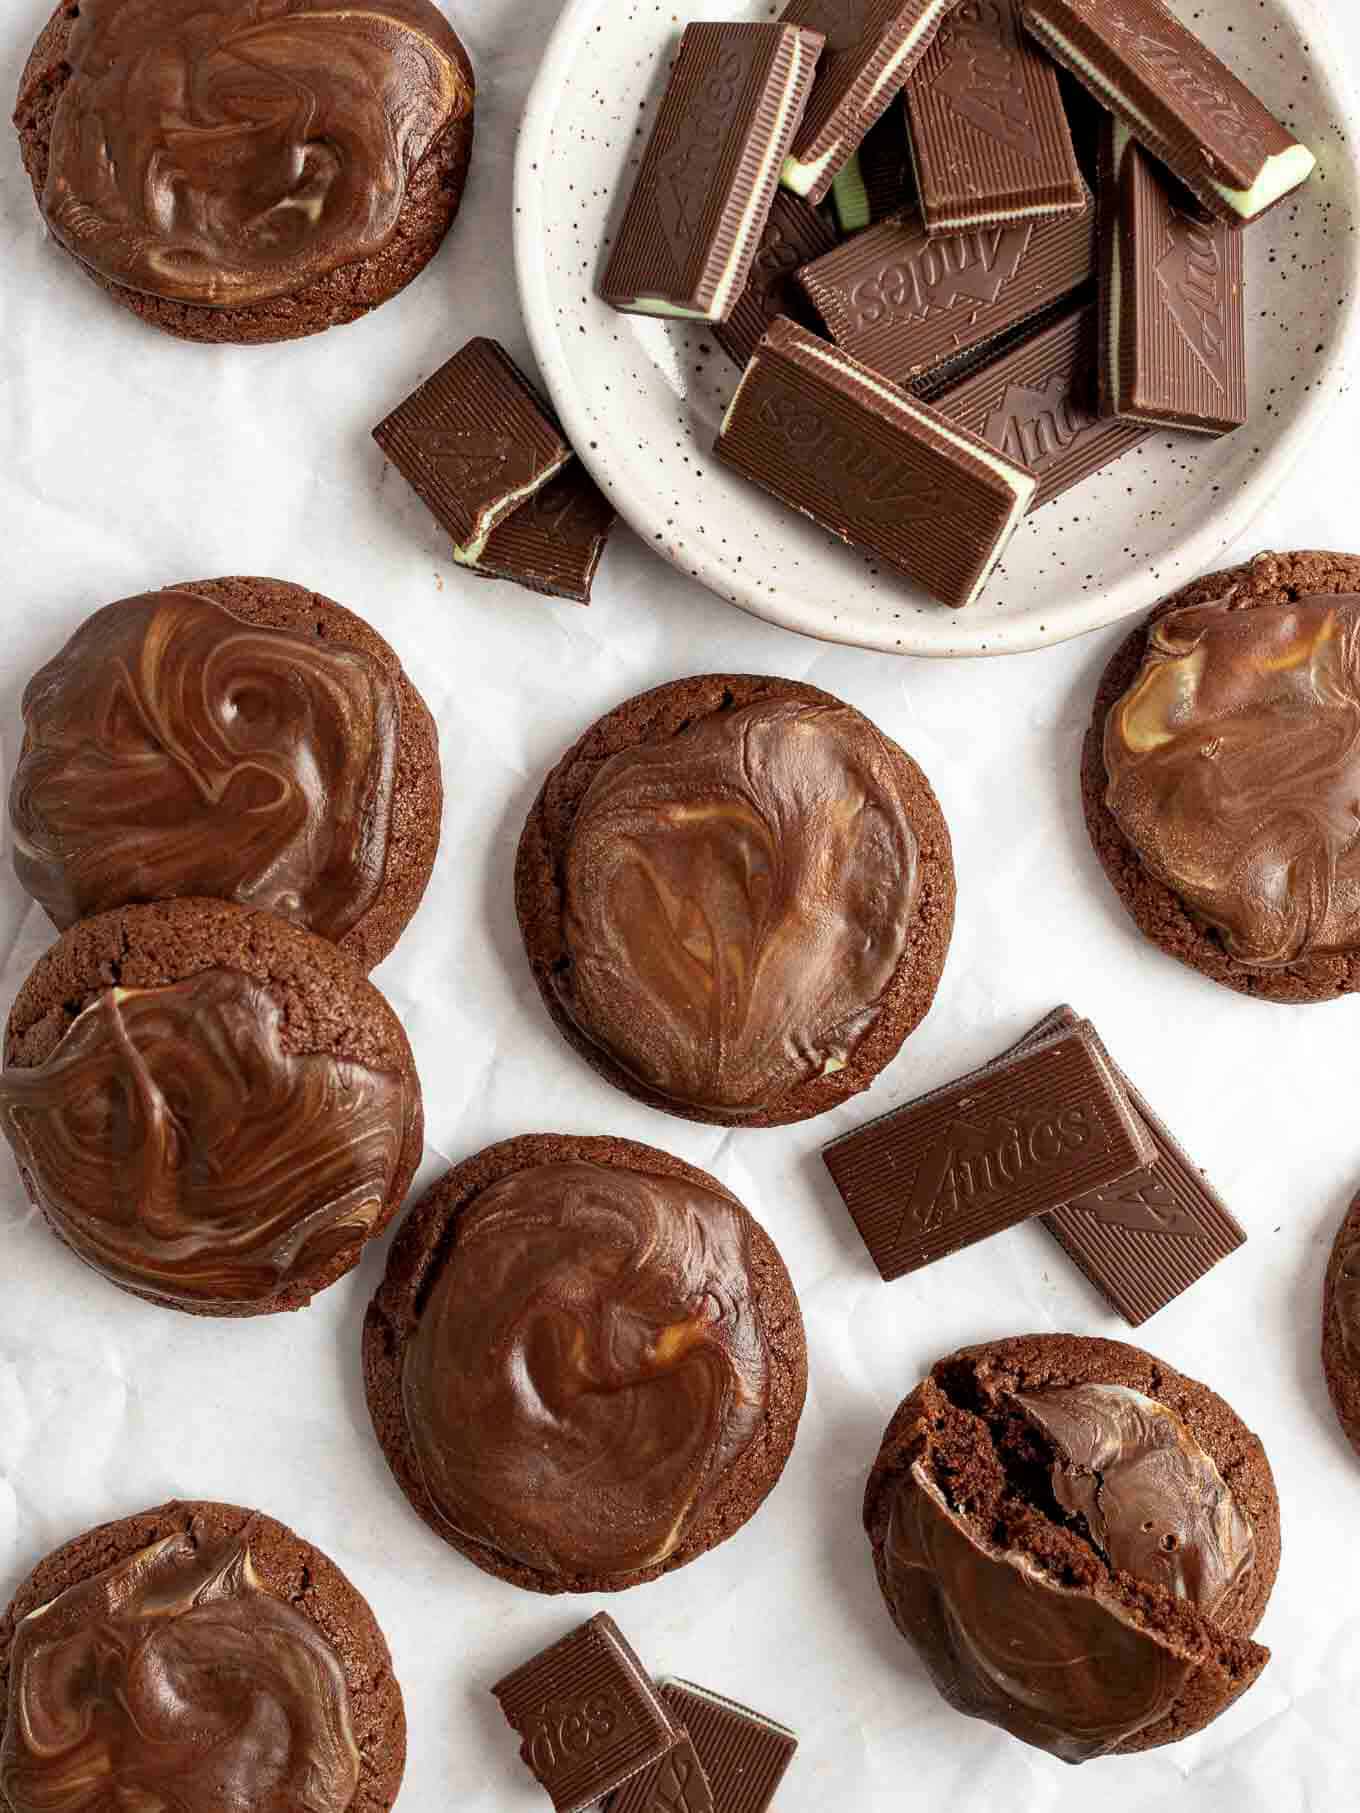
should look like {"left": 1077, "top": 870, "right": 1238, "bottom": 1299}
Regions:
{"left": 1083, "top": 550, "right": 1360, "bottom": 1002}
{"left": 864, "top": 1333, "right": 1281, "bottom": 1761}
{"left": 1323, "top": 1186, "right": 1360, "bottom": 1459}
{"left": 516, "top": 674, "right": 955, "bottom": 1127}
{"left": 0, "top": 897, "right": 424, "bottom": 1316}
{"left": 11, "top": 577, "right": 441, "bottom": 973}
{"left": 0, "top": 1499, "right": 405, "bottom": 1813}
{"left": 13, "top": 0, "right": 475, "bottom": 344}
{"left": 363, "top": 1132, "right": 808, "bottom": 1592}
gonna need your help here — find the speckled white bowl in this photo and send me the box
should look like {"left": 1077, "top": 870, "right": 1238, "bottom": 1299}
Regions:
{"left": 516, "top": 0, "right": 1360, "bottom": 656}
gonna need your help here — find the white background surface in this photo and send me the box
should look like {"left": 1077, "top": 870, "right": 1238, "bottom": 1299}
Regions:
{"left": 1, "top": 2, "right": 1359, "bottom": 1810}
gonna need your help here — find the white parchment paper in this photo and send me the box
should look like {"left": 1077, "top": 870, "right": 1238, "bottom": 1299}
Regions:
{"left": 3, "top": 4, "right": 1360, "bottom": 1809}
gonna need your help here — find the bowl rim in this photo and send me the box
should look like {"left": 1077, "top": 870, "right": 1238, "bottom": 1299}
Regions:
{"left": 514, "top": 0, "right": 1360, "bottom": 658}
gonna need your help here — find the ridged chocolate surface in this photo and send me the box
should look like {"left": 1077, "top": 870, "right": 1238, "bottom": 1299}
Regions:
{"left": 991, "top": 1007, "right": 1248, "bottom": 1325}
{"left": 780, "top": 0, "right": 959, "bottom": 204}
{"left": 714, "top": 316, "right": 1035, "bottom": 609}
{"left": 936, "top": 302, "right": 1152, "bottom": 507}
{"left": 609, "top": 1681, "right": 797, "bottom": 1813}
{"left": 714, "top": 192, "right": 837, "bottom": 366}
{"left": 905, "top": 0, "right": 1085, "bottom": 231}
{"left": 492, "top": 1614, "right": 681, "bottom": 1813}
{"left": 822, "top": 1020, "right": 1156, "bottom": 1280}
{"left": 1100, "top": 126, "right": 1247, "bottom": 436}
{"left": 600, "top": 24, "right": 822, "bottom": 320}
{"left": 1021, "top": 0, "right": 1311, "bottom": 224}
{"left": 468, "top": 459, "right": 617, "bottom": 602}
{"left": 796, "top": 198, "right": 1093, "bottom": 383}
{"left": 373, "top": 338, "right": 571, "bottom": 554}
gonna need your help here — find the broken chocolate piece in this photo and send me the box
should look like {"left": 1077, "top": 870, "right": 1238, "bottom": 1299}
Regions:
{"left": 467, "top": 460, "right": 617, "bottom": 604}
{"left": 373, "top": 340, "right": 572, "bottom": 564}
{"left": 608, "top": 1681, "right": 797, "bottom": 1813}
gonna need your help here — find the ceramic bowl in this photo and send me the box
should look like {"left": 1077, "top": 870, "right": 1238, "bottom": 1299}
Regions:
{"left": 516, "top": 0, "right": 1360, "bottom": 656}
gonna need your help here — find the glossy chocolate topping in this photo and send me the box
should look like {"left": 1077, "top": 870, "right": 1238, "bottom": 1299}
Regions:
{"left": 0, "top": 970, "right": 406, "bottom": 1308}
{"left": 1105, "top": 596, "right": 1360, "bottom": 966}
{"left": 41, "top": 0, "right": 470, "bottom": 307}
{"left": 557, "top": 699, "right": 920, "bottom": 1112}
{"left": 400, "top": 1160, "right": 770, "bottom": 1578}
{"left": 1332, "top": 1239, "right": 1360, "bottom": 1362}
{"left": 883, "top": 1465, "right": 1194, "bottom": 1763}
{"left": 1014, "top": 1384, "right": 1256, "bottom": 1619}
{"left": 11, "top": 590, "right": 399, "bottom": 938}
{"left": 0, "top": 1534, "right": 359, "bottom": 1813}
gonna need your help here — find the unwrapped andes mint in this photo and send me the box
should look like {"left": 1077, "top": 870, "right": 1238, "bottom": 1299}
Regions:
{"left": 600, "top": 22, "right": 824, "bottom": 322}
{"left": 796, "top": 199, "right": 1094, "bottom": 387}
{"left": 904, "top": 0, "right": 1085, "bottom": 233}
{"left": 934, "top": 302, "right": 1153, "bottom": 508}
{"left": 373, "top": 339, "right": 572, "bottom": 564}
{"left": 1098, "top": 121, "right": 1247, "bottom": 436}
{"left": 1021, "top": 0, "right": 1315, "bottom": 225}
{"left": 608, "top": 1680, "right": 797, "bottom": 1813}
{"left": 715, "top": 315, "right": 1038, "bottom": 610}
{"left": 822, "top": 1017, "right": 1156, "bottom": 1279}
{"left": 492, "top": 1613, "right": 683, "bottom": 1813}
{"left": 779, "top": 0, "right": 961, "bottom": 205}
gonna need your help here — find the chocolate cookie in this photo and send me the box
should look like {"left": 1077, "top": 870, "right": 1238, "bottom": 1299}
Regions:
{"left": 0, "top": 1499, "right": 404, "bottom": 1813}
{"left": 516, "top": 675, "right": 955, "bottom": 1128}
{"left": 1083, "top": 550, "right": 1360, "bottom": 1002}
{"left": 1323, "top": 1187, "right": 1360, "bottom": 1457}
{"left": 11, "top": 577, "right": 442, "bottom": 973}
{"left": 363, "top": 1132, "right": 808, "bottom": 1593}
{"left": 865, "top": 1333, "right": 1280, "bottom": 1761}
{"left": 13, "top": 0, "right": 475, "bottom": 345}
{"left": 0, "top": 898, "right": 424, "bottom": 1317}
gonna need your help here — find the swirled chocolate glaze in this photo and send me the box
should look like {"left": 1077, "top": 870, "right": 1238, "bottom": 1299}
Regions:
{"left": 883, "top": 1465, "right": 1194, "bottom": 1763}
{"left": 1014, "top": 1384, "right": 1256, "bottom": 1620}
{"left": 0, "top": 970, "right": 406, "bottom": 1308}
{"left": 1332, "top": 1240, "right": 1360, "bottom": 1362}
{"left": 557, "top": 699, "right": 920, "bottom": 1113}
{"left": 400, "top": 1161, "right": 770, "bottom": 1578}
{"left": 11, "top": 590, "right": 399, "bottom": 938}
{"left": 0, "top": 1534, "right": 359, "bottom": 1813}
{"left": 1105, "top": 596, "right": 1360, "bottom": 966}
{"left": 41, "top": 0, "right": 470, "bottom": 308}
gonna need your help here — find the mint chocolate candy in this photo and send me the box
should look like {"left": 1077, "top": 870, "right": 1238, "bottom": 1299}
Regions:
{"left": 1021, "top": 0, "right": 1315, "bottom": 225}
{"left": 904, "top": 0, "right": 1086, "bottom": 234}
{"left": 492, "top": 1614, "right": 682, "bottom": 1813}
{"left": 1099, "top": 121, "right": 1247, "bottom": 436}
{"left": 822, "top": 1018, "right": 1156, "bottom": 1279}
{"left": 373, "top": 339, "right": 572, "bottom": 565}
{"left": 795, "top": 199, "right": 1094, "bottom": 387}
{"left": 608, "top": 1681, "right": 797, "bottom": 1813}
{"left": 600, "top": 23, "right": 824, "bottom": 323}
{"left": 713, "top": 192, "right": 837, "bottom": 367}
{"left": 715, "top": 315, "right": 1038, "bottom": 609}
{"left": 779, "top": 0, "right": 962, "bottom": 205}
{"left": 934, "top": 301, "right": 1153, "bottom": 508}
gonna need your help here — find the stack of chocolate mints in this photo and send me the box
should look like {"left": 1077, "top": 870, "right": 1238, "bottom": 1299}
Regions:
{"left": 492, "top": 1613, "right": 797, "bottom": 1813}
{"left": 599, "top": 0, "right": 1316, "bottom": 610}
